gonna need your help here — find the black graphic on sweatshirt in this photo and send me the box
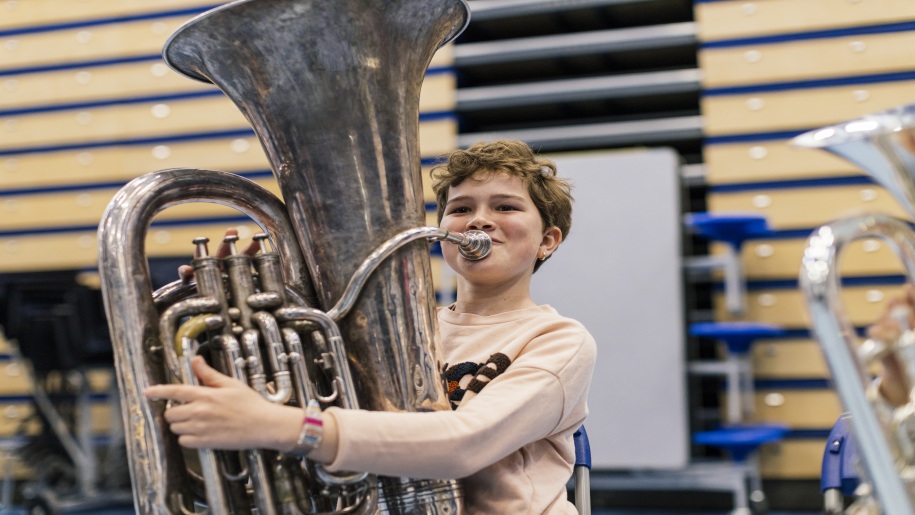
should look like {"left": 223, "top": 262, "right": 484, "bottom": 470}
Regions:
{"left": 442, "top": 353, "right": 512, "bottom": 410}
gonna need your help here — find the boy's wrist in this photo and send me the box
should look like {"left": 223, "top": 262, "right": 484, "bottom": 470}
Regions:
{"left": 289, "top": 400, "right": 324, "bottom": 456}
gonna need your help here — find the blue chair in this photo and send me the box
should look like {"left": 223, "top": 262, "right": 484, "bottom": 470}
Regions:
{"left": 693, "top": 424, "right": 789, "bottom": 463}
{"left": 573, "top": 426, "right": 591, "bottom": 515}
{"left": 686, "top": 212, "right": 771, "bottom": 251}
{"left": 821, "top": 413, "right": 860, "bottom": 514}
{"left": 685, "top": 212, "right": 772, "bottom": 317}
{"left": 693, "top": 423, "right": 788, "bottom": 513}
{"left": 689, "top": 321, "right": 784, "bottom": 424}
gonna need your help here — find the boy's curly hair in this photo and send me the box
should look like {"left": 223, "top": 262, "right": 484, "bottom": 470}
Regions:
{"left": 430, "top": 140, "right": 573, "bottom": 272}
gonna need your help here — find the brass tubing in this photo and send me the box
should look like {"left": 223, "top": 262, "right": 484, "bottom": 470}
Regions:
{"left": 251, "top": 312, "right": 293, "bottom": 405}
{"left": 174, "top": 315, "right": 231, "bottom": 514}
{"left": 327, "top": 227, "right": 491, "bottom": 321}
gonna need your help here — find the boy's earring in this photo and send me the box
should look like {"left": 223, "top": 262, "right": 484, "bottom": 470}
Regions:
{"left": 538, "top": 250, "right": 546, "bottom": 260}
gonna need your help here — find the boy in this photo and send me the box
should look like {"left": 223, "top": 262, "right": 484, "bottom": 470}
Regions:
{"left": 147, "top": 140, "right": 597, "bottom": 514}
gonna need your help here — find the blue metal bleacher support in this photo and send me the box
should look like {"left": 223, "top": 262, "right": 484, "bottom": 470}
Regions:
{"left": 686, "top": 212, "right": 788, "bottom": 513}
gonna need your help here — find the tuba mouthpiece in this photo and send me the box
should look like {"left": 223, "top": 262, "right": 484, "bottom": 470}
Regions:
{"left": 459, "top": 230, "right": 492, "bottom": 260}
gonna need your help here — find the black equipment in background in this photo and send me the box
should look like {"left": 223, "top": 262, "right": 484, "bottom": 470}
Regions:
{"left": 0, "top": 271, "right": 112, "bottom": 374}
{"left": 0, "top": 270, "right": 135, "bottom": 514}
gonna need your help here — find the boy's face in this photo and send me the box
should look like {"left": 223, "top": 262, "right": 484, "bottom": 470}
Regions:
{"left": 439, "top": 171, "right": 552, "bottom": 286}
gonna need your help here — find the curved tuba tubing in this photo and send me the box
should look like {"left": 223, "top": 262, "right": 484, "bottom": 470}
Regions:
{"left": 98, "top": 0, "right": 478, "bottom": 513}
{"left": 796, "top": 103, "right": 915, "bottom": 514}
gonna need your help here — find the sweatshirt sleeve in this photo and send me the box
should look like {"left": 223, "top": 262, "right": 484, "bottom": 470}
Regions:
{"left": 324, "top": 327, "right": 595, "bottom": 479}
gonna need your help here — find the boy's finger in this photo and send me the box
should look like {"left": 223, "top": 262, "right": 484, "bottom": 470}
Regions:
{"left": 906, "top": 283, "right": 915, "bottom": 307}
{"left": 243, "top": 238, "right": 261, "bottom": 256}
{"left": 178, "top": 265, "right": 195, "bottom": 283}
{"left": 215, "top": 228, "right": 241, "bottom": 258}
{"left": 192, "top": 356, "right": 236, "bottom": 388}
{"left": 145, "top": 384, "right": 196, "bottom": 403}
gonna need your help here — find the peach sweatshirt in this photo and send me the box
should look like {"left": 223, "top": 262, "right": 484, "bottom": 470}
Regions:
{"left": 326, "top": 304, "right": 597, "bottom": 514}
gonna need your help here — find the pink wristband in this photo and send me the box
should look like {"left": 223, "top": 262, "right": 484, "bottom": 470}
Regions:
{"left": 291, "top": 399, "right": 323, "bottom": 456}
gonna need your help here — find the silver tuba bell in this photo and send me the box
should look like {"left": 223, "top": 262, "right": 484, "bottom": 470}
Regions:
{"left": 796, "top": 103, "right": 915, "bottom": 514}
{"left": 97, "top": 0, "right": 488, "bottom": 513}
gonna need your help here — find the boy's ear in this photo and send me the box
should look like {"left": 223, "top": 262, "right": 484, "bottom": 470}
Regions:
{"left": 541, "top": 226, "right": 562, "bottom": 254}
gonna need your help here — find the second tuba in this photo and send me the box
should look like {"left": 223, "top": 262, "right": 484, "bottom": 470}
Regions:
{"left": 797, "top": 103, "right": 915, "bottom": 514}
{"left": 97, "top": 0, "right": 485, "bottom": 513}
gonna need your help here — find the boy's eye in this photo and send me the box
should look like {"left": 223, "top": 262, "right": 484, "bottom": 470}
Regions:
{"left": 496, "top": 205, "right": 519, "bottom": 211}
{"left": 448, "top": 206, "right": 470, "bottom": 214}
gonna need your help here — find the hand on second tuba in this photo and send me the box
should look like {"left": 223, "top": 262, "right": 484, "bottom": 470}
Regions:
{"left": 867, "top": 284, "right": 915, "bottom": 407}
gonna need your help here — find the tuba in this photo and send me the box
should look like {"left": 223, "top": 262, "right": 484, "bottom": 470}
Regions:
{"left": 97, "top": 0, "right": 491, "bottom": 513}
{"left": 796, "top": 103, "right": 915, "bottom": 514}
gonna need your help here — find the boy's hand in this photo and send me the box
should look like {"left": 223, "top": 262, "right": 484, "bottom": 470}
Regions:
{"left": 868, "top": 284, "right": 915, "bottom": 407}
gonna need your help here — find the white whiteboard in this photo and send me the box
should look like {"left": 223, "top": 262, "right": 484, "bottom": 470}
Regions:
{"left": 531, "top": 147, "right": 688, "bottom": 470}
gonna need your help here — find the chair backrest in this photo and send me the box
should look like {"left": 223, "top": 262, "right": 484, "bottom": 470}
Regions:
{"left": 574, "top": 426, "right": 591, "bottom": 469}
{"left": 821, "top": 413, "right": 860, "bottom": 495}
{"left": 573, "top": 426, "right": 591, "bottom": 515}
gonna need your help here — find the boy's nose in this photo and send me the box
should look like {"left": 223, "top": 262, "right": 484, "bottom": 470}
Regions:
{"left": 467, "top": 215, "right": 493, "bottom": 230}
